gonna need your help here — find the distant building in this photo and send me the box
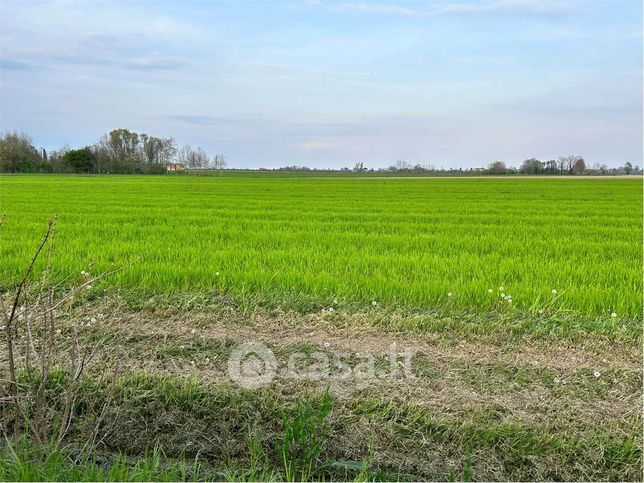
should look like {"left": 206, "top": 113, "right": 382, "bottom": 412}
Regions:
{"left": 167, "top": 163, "right": 185, "bottom": 172}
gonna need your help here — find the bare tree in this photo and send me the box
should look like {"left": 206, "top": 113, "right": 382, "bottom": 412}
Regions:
{"left": 177, "top": 145, "right": 210, "bottom": 169}
{"left": 212, "top": 153, "right": 227, "bottom": 170}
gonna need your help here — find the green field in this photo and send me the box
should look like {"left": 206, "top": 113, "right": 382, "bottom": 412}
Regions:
{"left": 0, "top": 174, "right": 641, "bottom": 318}
{"left": 1, "top": 173, "right": 642, "bottom": 481}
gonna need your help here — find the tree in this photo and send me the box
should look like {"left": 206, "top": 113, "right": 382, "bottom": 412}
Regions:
{"left": 520, "top": 158, "right": 543, "bottom": 175}
{"left": 353, "top": 162, "right": 367, "bottom": 172}
{"left": 558, "top": 155, "right": 573, "bottom": 174}
{"left": 177, "top": 145, "right": 210, "bottom": 169}
{"left": 544, "top": 160, "right": 558, "bottom": 174}
{"left": 624, "top": 162, "right": 633, "bottom": 175}
{"left": 98, "top": 128, "right": 141, "bottom": 162}
{"left": 212, "top": 154, "right": 227, "bottom": 171}
{"left": 390, "top": 160, "right": 412, "bottom": 171}
{"left": 487, "top": 161, "right": 507, "bottom": 174}
{"left": 0, "top": 131, "right": 42, "bottom": 172}
{"left": 571, "top": 156, "right": 586, "bottom": 175}
{"left": 63, "top": 147, "right": 95, "bottom": 173}
{"left": 140, "top": 134, "right": 176, "bottom": 165}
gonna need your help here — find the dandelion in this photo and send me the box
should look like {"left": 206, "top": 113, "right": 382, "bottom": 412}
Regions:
{"left": 551, "top": 289, "right": 557, "bottom": 294}
{"left": 498, "top": 287, "right": 503, "bottom": 291}
{"left": 611, "top": 312, "right": 617, "bottom": 318}
{"left": 593, "top": 370, "right": 601, "bottom": 378}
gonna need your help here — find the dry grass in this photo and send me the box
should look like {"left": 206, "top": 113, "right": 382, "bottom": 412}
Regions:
{"left": 3, "top": 295, "right": 637, "bottom": 480}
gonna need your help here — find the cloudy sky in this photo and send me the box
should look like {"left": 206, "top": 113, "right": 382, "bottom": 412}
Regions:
{"left": 0, "top": 0, "right": 641, "bottom": 169}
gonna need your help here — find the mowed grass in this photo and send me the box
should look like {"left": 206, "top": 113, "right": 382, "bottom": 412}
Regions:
{"left": 0, "top": 174, "right": 641, "bottom": 318}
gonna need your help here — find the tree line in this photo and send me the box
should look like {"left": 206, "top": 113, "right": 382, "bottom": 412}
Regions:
{"left": 0, "top": 129, "right": 639, "bottom": 175}
{"left": 0, "top": 129, "right": 226, "bottom": 174}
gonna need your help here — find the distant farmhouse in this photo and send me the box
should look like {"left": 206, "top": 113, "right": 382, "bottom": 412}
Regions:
{"left": 167, "top": 163, "right": 185, "bottom": 172}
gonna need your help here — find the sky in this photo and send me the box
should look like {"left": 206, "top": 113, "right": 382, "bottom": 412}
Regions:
{"left": 0, "top": 0, "right": 641, "bottom": 169}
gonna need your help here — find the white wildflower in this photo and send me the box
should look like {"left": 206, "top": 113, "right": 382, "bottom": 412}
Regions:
{"left": 333, "top": 298, "right": 338, "bottom": 304}
{"left": 328, "top": 307, "right": 334, "bottom": 312}
{"left": 205, "top": 357, "right": 210, "bottom": 364}
{"left": 488, "top": 288, "right": 493, "bottom": 293}
{"left": 371, "top": 300, "right": 377, "bottom": 306}
{"left": 498, "top": 287, "right": 503, "bottom": 291}
{"left": 501, "top": 293, "right": 506, "bottom": 299}
{"left": 190, "top": 329, "right": 196, "bottom": 335}
{"left": 551, "top": 289, "right": 557, "bottom": 294}
{"left": 324, "top": 342, "right": 330, "bottom": 348}
{"left": 215, "top": 272, "right": 220, "bottom": 276}
{"left": 593, "top": 370, "right": 601, "bottom": 378}
{"left": 611, "top": 312, "right": 617, "bottom": 318}
{"left": 56, "top": 329, "right": 61, "bottom": 335}
{"left": 90, "top": 317, "right": 97, "bottom": 323}
{"left": 553, "top": 377, "right": 560, "bottom": 384}
{"left": 447, "top": 292, "right": 452, "bottom": 297}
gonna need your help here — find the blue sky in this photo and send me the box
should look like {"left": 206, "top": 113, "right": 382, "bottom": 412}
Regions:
{"left": 0, "top": 0, "right": 641, "bottom": 168}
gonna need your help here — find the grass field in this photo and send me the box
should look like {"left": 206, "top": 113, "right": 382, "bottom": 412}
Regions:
{"left": 0, "top": 174, "right": 641, "bottom": 319}
{"left": 1, "top": 173, "right": 642, "bottom": 481}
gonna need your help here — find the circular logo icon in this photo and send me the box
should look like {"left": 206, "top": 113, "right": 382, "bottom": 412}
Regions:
{"left": 228, "top": 342, "right": 277, "bottom": 389}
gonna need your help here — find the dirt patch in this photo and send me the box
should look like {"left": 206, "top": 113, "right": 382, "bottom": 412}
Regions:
{"left": 47, "top": 301, "right": 639, "bottom": 435}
